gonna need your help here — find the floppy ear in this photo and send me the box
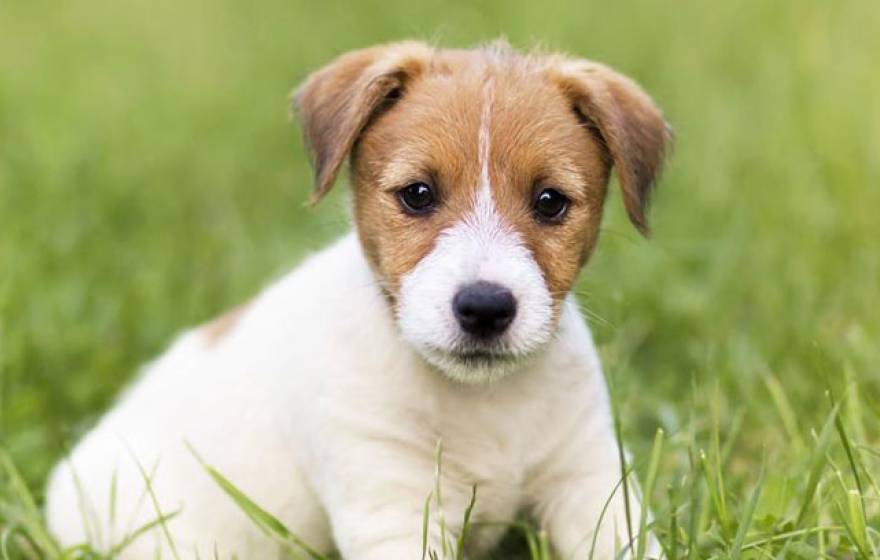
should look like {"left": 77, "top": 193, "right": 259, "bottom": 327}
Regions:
{"left": 293, "top": 41, "right": 434, "bottom": 204}
{"left": 549, "top": 59, "right": 671, "bottom": 235}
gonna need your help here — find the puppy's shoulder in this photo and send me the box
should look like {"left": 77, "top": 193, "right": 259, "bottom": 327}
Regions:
{"left": 197, "top": 232, "right": 378, "bottom": 347}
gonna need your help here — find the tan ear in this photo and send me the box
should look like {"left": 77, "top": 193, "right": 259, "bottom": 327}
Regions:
{"left": 292, "top": 41, "right": 434, "bottom": 204}
{"left": 549, "top": 59, "right": 671, "bottom": 235}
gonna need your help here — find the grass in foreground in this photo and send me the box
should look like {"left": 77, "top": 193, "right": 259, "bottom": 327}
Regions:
{"left": 2, "top": 373, "right": 878, "bottom": 558}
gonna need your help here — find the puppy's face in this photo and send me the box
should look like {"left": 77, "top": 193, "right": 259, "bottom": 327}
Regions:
{"left": 296, "top": 42, "right": 669, "bottom": 382}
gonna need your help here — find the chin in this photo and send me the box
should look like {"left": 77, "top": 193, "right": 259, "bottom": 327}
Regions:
{"left": 419, "top": 344, "right": 542, "bottom": 384}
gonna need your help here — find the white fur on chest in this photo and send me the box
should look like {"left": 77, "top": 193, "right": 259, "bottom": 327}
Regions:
{"left": 46, "top": 233, "right": 616, "bottom": 559}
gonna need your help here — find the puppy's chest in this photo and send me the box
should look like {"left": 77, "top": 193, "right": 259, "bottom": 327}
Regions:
{"left": 405, "top": 388, "right": 566, "bottom": 544}
{"left": 424, "top": 380, "right": 563, "bottom": 493}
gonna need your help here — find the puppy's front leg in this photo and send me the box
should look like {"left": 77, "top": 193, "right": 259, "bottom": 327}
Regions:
{"left": 328, "top": 486, "right": 475, "bottom": 559}
{"left": 315, "top": 442, "right": 471, "bottom": 560}
{"left": 529, "top": 426, "right": 647, "bottom": 560}
{"left": 329, "top": 502, "right": 430, "bottom": 560}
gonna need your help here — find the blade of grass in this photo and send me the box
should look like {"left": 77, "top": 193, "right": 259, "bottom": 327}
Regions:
{"left": 108, "top": 466, "right": 118, "bottom": 550}
{"left": 523, "top": 524, "right": 541, "bottom": 560}
{"left": 421, "top": 491, "right": 433, "bottom": 560}
{"left": 685, "top": 451, "right": 703, "bottom": 559}
{"left": 537, "top": 530, "right": 551, "bottom": 560}
{"left": 698, "top": 449, "right": 729, "bottom": 533}
{"left": 710, "top": 393, "right": 729, "bottom": 535}
{"left": 433, "top": 440, "right": 450, "bottom": 560}
{"left": 612, "top": 403, "right": 635, "bottom": 555}
{"left": 121, "top": 459, "right": 159, "bottom": 541}
{"left": 666, "top": 485, "right": 679, "bottom": 560}
{"left": 730, "top": 465, "right": 764, "bottom": 559}
{"left": 0, "top": 526, "right": 15, "bottom": 560}
{"left": 833, "top": 499, "right": 870, "bottom": 559}
{"left": 454, "top": 485, "right": 477, "bottom": 560}
{"left": 185, "top": 442, "right": 328, "bottom": 560}
{"left": 846, "top": 490, "right": 869, "bottom": 557}
{"left": 126, "top": 452, "right": 180, "bottom": 560}
{"left": 739, "top": 526, "right": 841, "bottom": 552}
{"left": 0, "top": 451, "right": 62, "bottom": 558}
{"left": 794, "top": 401, "right": 840, "bottom": 526}
{"left": 763, "top": 374, "right": 805, "bottom": 454}
{"left": 588, "top": 463, "right": 634, "bottom": 560}
{"left": 636, "top": 428, "right": 664, "bottom": 560}
{"left": 827, "top": 387, "right": 869, "bottom": 536}
{"left": 719, "top": 408, "right": 745, "bottom": 468}
{"left": 3, "top": 525, "right": 47, "bottom": 560}
{"left": 108, "top": 510, "right": 181, "bottom": 557}
{"left": 815, "top": 479, "right": 826, "bottom": 559}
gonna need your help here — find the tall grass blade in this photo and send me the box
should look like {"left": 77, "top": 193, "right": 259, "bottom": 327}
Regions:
{"left": 588, "top": 464, "right": 634, "bottom": 560}
{"left": 763, "top": 374, "right": 805, "bottom": 453}
{"left": 827, "top": 387, "right": 869, "bottom": 533}
{"left": 0, "top": 451, "right": 62, "bottom": 558}
{"left": 665, "top": 485, "right": 678, "bottom": 560}
{"left": 833, "top": 499, "right": 870, "bottom": 560}
{"left": 421, "top": 491, "right": 433, "bottom": 560}
{"left": 127, "top": 453, "right": 180, "bottom": 560}
{"left": 795, "top": 401, "right": 840, "bottom": 526}
{"left": 730, "top": 466, "right": 764, "bottom": 559}
{"left": 636, "top": 428, "right": 663, "bottom": 560}
{"left": 108, "top": 510, "right": 181, "bottom": 557}
{"left": 612, "top": 403, "right": 635, "bottom": 555}
{"left": 186, "top": 443, "right": 327, "bottom": 560}
{"left": 537, "top": 530, "right": 551, "bottom": 560}
{"left": 455, "top": 485, "right": 477, "bottom": 560}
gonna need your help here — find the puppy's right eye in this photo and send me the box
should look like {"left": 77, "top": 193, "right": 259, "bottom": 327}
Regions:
{"left": 397, "top": 182, "right": 436, "bottom": 215}
{"left": 533, "top": 188, "right": 569, "bottom": 223}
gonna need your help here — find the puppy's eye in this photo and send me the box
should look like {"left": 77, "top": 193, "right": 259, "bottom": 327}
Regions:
{"left": 533, "top": 188, "right": 569, "bottom": 222}
{"left": 398, "top": 182, "right": 436, "bottom": 215}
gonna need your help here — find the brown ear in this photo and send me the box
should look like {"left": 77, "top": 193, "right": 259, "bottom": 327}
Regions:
{"left": 549, "top": 59, "right": 671, "bottom": 235}
{"left": 292, "top": 41, "right": 434, "bottom": 204}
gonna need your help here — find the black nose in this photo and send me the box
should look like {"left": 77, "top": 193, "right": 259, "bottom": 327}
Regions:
{"left": 452, "top": 282, "right": 517, "bottom": 339}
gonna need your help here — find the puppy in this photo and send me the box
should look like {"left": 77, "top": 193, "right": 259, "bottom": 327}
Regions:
{"left": 46, "top": 41, "right": 669, "bottom": 559}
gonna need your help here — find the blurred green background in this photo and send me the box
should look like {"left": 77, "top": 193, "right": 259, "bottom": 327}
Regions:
{"left": 1, "top": 0, "right": 879, "bottom": 548}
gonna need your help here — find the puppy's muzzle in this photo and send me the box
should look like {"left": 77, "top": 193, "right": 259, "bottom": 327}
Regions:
{"left": 452, "top": 281, "right": 517, "bottom": 339}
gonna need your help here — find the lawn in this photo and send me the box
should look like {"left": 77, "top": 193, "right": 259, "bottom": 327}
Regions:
{"left": 1, "top": 0, "right": 879, "bottom": 557}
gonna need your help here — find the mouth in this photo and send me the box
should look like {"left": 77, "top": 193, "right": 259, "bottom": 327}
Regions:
{"left": 427, "top": 340, "right": 523, "bottom": 367}
{"left": 451, "top": 349, "right": 518, "bottom": 367}
{"left": 419, "top": 342, "right": 528, "bottom": 383}
{"left": 414, "top": 335, "right": 544, "bottom": 383}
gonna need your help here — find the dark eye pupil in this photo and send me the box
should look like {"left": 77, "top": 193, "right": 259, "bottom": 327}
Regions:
{"left": 535, "top": 188, "right": 568, "bottom": 219}
{"left": 400, "top": 183, "right": 435, "bottom": 213}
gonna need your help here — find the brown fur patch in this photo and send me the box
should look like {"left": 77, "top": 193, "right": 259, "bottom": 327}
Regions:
{"left": 201, "top": 302, "right": 250, "bottom": 346}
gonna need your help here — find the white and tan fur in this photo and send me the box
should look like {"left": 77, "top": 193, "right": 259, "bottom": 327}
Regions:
{"left": 46, "top": 41, "right": 670, "bottom": 559}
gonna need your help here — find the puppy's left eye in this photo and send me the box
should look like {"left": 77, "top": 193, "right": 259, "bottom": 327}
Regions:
{"left": 533, "top": 188, "right": 570, "bottom": 222}
{"left": 398, "top": 182, "right": 436, "bottom": 215}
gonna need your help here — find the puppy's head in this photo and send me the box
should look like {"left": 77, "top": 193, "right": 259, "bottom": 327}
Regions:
{"left": 295, "top": 41, "right": 670, "bottom": 382}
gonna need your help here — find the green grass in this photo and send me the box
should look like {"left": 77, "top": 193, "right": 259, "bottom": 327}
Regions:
{"left": 1, "top": 0, "right": 879, "bottom": 557}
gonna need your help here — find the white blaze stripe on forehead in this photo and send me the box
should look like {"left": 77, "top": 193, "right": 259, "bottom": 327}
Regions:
{"left": 470, "top": 79, "right": 502, "bottom": 246}
{"left": 478, "top": 79, "right": 493, "bottom": 197}
{"left": 396, "top": 79, "right": 555, "bottom": 382}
